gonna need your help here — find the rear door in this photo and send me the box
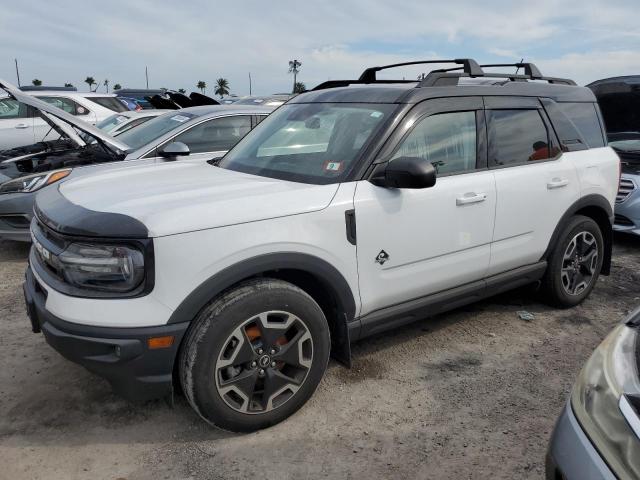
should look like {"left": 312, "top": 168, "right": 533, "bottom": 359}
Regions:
{"left": 354, "top": 97, "right": 497, "bottom": 317}
{"left": 0, "top": 98, "right": 34, "bottom": 150}
{"left": 486, "top": 96, "right": 580, "bottom": 275}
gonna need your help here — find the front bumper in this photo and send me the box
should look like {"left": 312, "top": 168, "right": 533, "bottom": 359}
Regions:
{"left": 546, "top": 402, "right": 615, "bottom": 480}
{"left": 0, "top": 191, "right": 35, "bottom": 242}
{"left": 23, "top": 265, "right": 189, "bottom": 402}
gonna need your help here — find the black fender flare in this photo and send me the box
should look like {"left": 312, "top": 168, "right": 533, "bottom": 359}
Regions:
{"left": 541, "top": 194, "right": 614, "bottom": 275}
{"left": 167, "top": 252, "right": 357, "bottom": 365}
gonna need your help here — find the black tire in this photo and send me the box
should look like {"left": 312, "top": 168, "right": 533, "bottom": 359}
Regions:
{"left": 541, "top": 215, "right": 604, "bottom": 308}
{"left": 179, "top": 278, "right": 330, "bottom": 432}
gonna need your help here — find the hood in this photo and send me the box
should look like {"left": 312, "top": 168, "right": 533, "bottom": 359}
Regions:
{"left": 56, "top": 161, "right": 339, "bottom": 237}
{"left": 0, "top": 79, "right": 129, "bottom": 153}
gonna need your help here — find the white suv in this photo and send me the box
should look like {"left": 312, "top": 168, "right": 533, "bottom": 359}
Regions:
{"left": 0, "top": 89, "right": 127, "bottom": 150}
{"left": 23, "top": 60, "right": 620, "bottom": 432}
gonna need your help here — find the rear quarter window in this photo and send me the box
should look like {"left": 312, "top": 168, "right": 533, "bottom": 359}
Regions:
{"left": 557, "top": 102, "right": 605, "bottom": 148}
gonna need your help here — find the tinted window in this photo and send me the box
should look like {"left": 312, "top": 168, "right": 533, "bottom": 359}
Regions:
{"left": 558, "top": 102, "right": 605, "bottom": 148}
{"left": 87, "top": 96, "right": 129, "bottom": 113}
{"left": 117, "top": 112, "right": 197, "bottom": 150}
{"left": 489, "top": 110, "right": 554, "bottom": 166}
{"left": 391, "top": 111, "right": 477, "bottom": 175}
{"left": 169, "top": 116, "right": 252, "bottom": 153}
{"left": 219, "top": 103, "right": 394, "bottom": 184}
{"left": 0, "top": 98, "right": 29, "bottom": 119}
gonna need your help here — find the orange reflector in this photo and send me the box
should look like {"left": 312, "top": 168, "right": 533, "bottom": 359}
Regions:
{"left": 46, "top": 170, "right": 71, "bottom": 185}
{"left": 147, "top": 335, "right": 174, "bottom": 349}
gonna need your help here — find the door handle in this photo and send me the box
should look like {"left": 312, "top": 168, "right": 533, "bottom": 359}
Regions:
{"left": 14, "top": 123, "right": 29, "bottom": 129}
{"left": 547, "top": 178, "right": 569, "bottom": 189}
{"left": 456, "top": 192, "right": 487, "bottom": 206}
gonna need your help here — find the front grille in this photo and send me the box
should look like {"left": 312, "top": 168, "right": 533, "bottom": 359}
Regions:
{"left": 615, "top": 214, "right": 635, "bottom": 227}
{"left": 617, "top": 178, "right": 636, "bottom": 203}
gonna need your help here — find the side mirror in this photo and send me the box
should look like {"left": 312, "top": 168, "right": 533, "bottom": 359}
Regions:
{"left": 370, "top": 156, "right": 436, "bottom": 189}
{"left": 159, "top": 142, "right": 190, "bottom": 159}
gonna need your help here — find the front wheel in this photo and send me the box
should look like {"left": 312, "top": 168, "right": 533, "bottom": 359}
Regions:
{"left": 179, "top": 278, "right": 330, "bottom": 432}
{"left": 541, "top": 215, "right": 604, "bottom": 308}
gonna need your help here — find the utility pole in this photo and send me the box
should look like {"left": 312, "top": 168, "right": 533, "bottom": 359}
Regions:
{"left": 14, "top": 58, "right": 21, "bottom": 86}
{"left": 249, "top": 72, "right": 252, "bottom": 95}
{"left": 145, "top": 66, "right": 149, "bottom": 89}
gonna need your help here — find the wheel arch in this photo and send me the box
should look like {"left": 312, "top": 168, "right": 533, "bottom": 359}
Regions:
{"left": 168, "top": 252, "right": 357, "bottom": 367}
{"left": 542, "top": 194, "right": 614, "bottom": 275}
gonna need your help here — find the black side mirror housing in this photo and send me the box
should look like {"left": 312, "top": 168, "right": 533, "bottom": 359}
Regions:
{"left": 370, "top": 156, "right": 436, "bottom": 189}
{"left": 159, "top": 141, "right": 190, "bottom": 159}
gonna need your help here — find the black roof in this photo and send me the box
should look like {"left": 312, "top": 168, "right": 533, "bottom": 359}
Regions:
{"left": 291, "top": 59, "right": 595, "bottom": 105}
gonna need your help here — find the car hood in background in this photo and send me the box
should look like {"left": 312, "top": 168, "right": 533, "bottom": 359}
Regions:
{"left": 0, "top": 79, "right": 130, "bottom": 154}
{"left": 54, "top": 162, "right": 339, "bottom": 237}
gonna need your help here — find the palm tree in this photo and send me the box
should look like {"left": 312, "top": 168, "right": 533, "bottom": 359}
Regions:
{"left": 214, "top": 78, "right": 230, "bottom": 98}
{"left": 293, "top": 81, "right": 306, "bottom": 93}
{"left": 103, "top": 79, "right": 110, "bottom": 92}
{"left": 288, "top": 59, "right": 302, "bottom": 93}
{"left": 31, "top": 79, "right": 42, "bottom": 86}
{"left": 196, "top": 81, "right": 207, "bottom": 94}
{"left": 113, "top": 83, "right": 122, "bottom": 91}
{"left": 64, "top": 83, "right": 74, "bottom": 88}
{"left": 84, "top": 76, "right": 96, "bottom": 92}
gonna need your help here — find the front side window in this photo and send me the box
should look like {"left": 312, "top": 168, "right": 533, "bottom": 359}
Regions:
{"left": 219, "top": 103, "right": 395, "bottom": 184}
{"left": 0, "top": 98, "right": 29, "bottom": 119}
{"left": 391, "top": 111, "right": 477, "bottom": 175}
{"left": 168, "top": 116, "right": 252, "bottom": 153}
{"left": 117, "top": 111, "right": 198, "bottom": 151}
{"left": 488, "top": 109, "right": 556, "bottom": 166}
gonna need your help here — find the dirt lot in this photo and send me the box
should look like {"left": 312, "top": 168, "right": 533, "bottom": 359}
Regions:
{"left": 1, "top": 235, "right": 639, "bottom": 480}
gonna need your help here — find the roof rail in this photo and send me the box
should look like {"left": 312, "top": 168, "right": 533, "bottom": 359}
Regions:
{"left": 311, "top": 59, "right": 576, "bottom": 91}
{"left": 358, "top": 59, "right": 483, "bottom": 82}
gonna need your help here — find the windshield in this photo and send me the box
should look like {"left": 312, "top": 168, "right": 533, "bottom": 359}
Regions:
{"left": 117, "top": 111, "right": 197, "bottom": 150}
{"left": 219, "top": 103, "right": 394, "bottom": 184}
{"left": 610, "top": 139, "right": 640, "bottom": 152}
{"left": 96, "top": 114, "right": 130, "bottom": 133}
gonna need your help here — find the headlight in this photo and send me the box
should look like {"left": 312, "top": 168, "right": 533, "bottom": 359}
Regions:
{"left": 0, "top": 169, "right": 71, "bottom": 194}
{"left": 56, "top": 243, "right": 145, "bottom": 293}
{"left": 572, "top": 315, "right": 640, "bottom": 478}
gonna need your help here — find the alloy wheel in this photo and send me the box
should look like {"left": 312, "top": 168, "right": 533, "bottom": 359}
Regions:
{"left": 215, "top": 311, "right": 313, "bottom": 414}
{"left": 560, "top": 231, "right": 599, "bottom": 296}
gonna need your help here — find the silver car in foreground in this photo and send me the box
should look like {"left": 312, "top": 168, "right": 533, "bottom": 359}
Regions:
{"left": 0, "top": 79, "right": 274, "bottom": 241}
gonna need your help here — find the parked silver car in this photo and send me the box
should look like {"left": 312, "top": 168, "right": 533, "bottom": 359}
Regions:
{"left": 0, "top": 79, "right": 274, "bottom": 241}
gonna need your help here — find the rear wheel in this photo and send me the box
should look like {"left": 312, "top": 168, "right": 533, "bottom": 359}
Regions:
{"left": 541, "top": 215, "right": 603, "bottom": 308}
{"left": 179, "top": 278, "right": 330, "bottom": 432}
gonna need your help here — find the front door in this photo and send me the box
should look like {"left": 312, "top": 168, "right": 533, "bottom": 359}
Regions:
{"left": 354, "top": 97, "right": 496, "bottom": 317}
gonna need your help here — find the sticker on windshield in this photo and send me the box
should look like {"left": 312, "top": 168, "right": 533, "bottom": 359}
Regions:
{"left": 323, "top": 161, "right": 343, "bottom": 173}
{"left": 170, "top": 115, "right": 191, "bottom": 123}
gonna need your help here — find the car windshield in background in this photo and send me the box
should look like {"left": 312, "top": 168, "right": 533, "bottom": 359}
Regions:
{"left": 218, "top": 103, "right": 394, "bottom": 184}
{"left": 87, "top": 96, "right": 129, "bottom": 113}
{"left": 96, "top": 114, "right": 130, "bottom": 133}
{"left": 609, "top": 138, "right": 640, "bottom": 153}
{"left": 116, "top": 112, "right": 197, "bottom": 150}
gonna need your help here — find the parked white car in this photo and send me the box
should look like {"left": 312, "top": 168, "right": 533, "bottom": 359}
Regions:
{"left": 0, "top": 89, "right": 128, "bottom": 150}
{"left": 22, "top": 60, "right": 620, "bottom": 432}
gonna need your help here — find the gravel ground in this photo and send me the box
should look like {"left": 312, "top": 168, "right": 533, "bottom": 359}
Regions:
{"left": 1, "top": 235, "right": 639, "bottom": 480}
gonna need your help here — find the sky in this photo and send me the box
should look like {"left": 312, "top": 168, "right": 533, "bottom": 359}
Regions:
{"left": 1, "top": 0, "right": 639, "bottom": 96}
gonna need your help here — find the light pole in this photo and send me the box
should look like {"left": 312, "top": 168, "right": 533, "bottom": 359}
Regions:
{"left": 288, "top": 59, "right": 302, "bottom": 93}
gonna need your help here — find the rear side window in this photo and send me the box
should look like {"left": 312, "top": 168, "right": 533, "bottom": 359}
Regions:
{"left": 488, "top": 109, "right": 557, "bottom": 166}
{"left": 87, "top": 96, "right": 129, "bottom": 113}
{"left": 391, "top": 111, "right": 477, "bottom": 175}
{"left": 557, "top": 102, "right": 605, "bottom": 148}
